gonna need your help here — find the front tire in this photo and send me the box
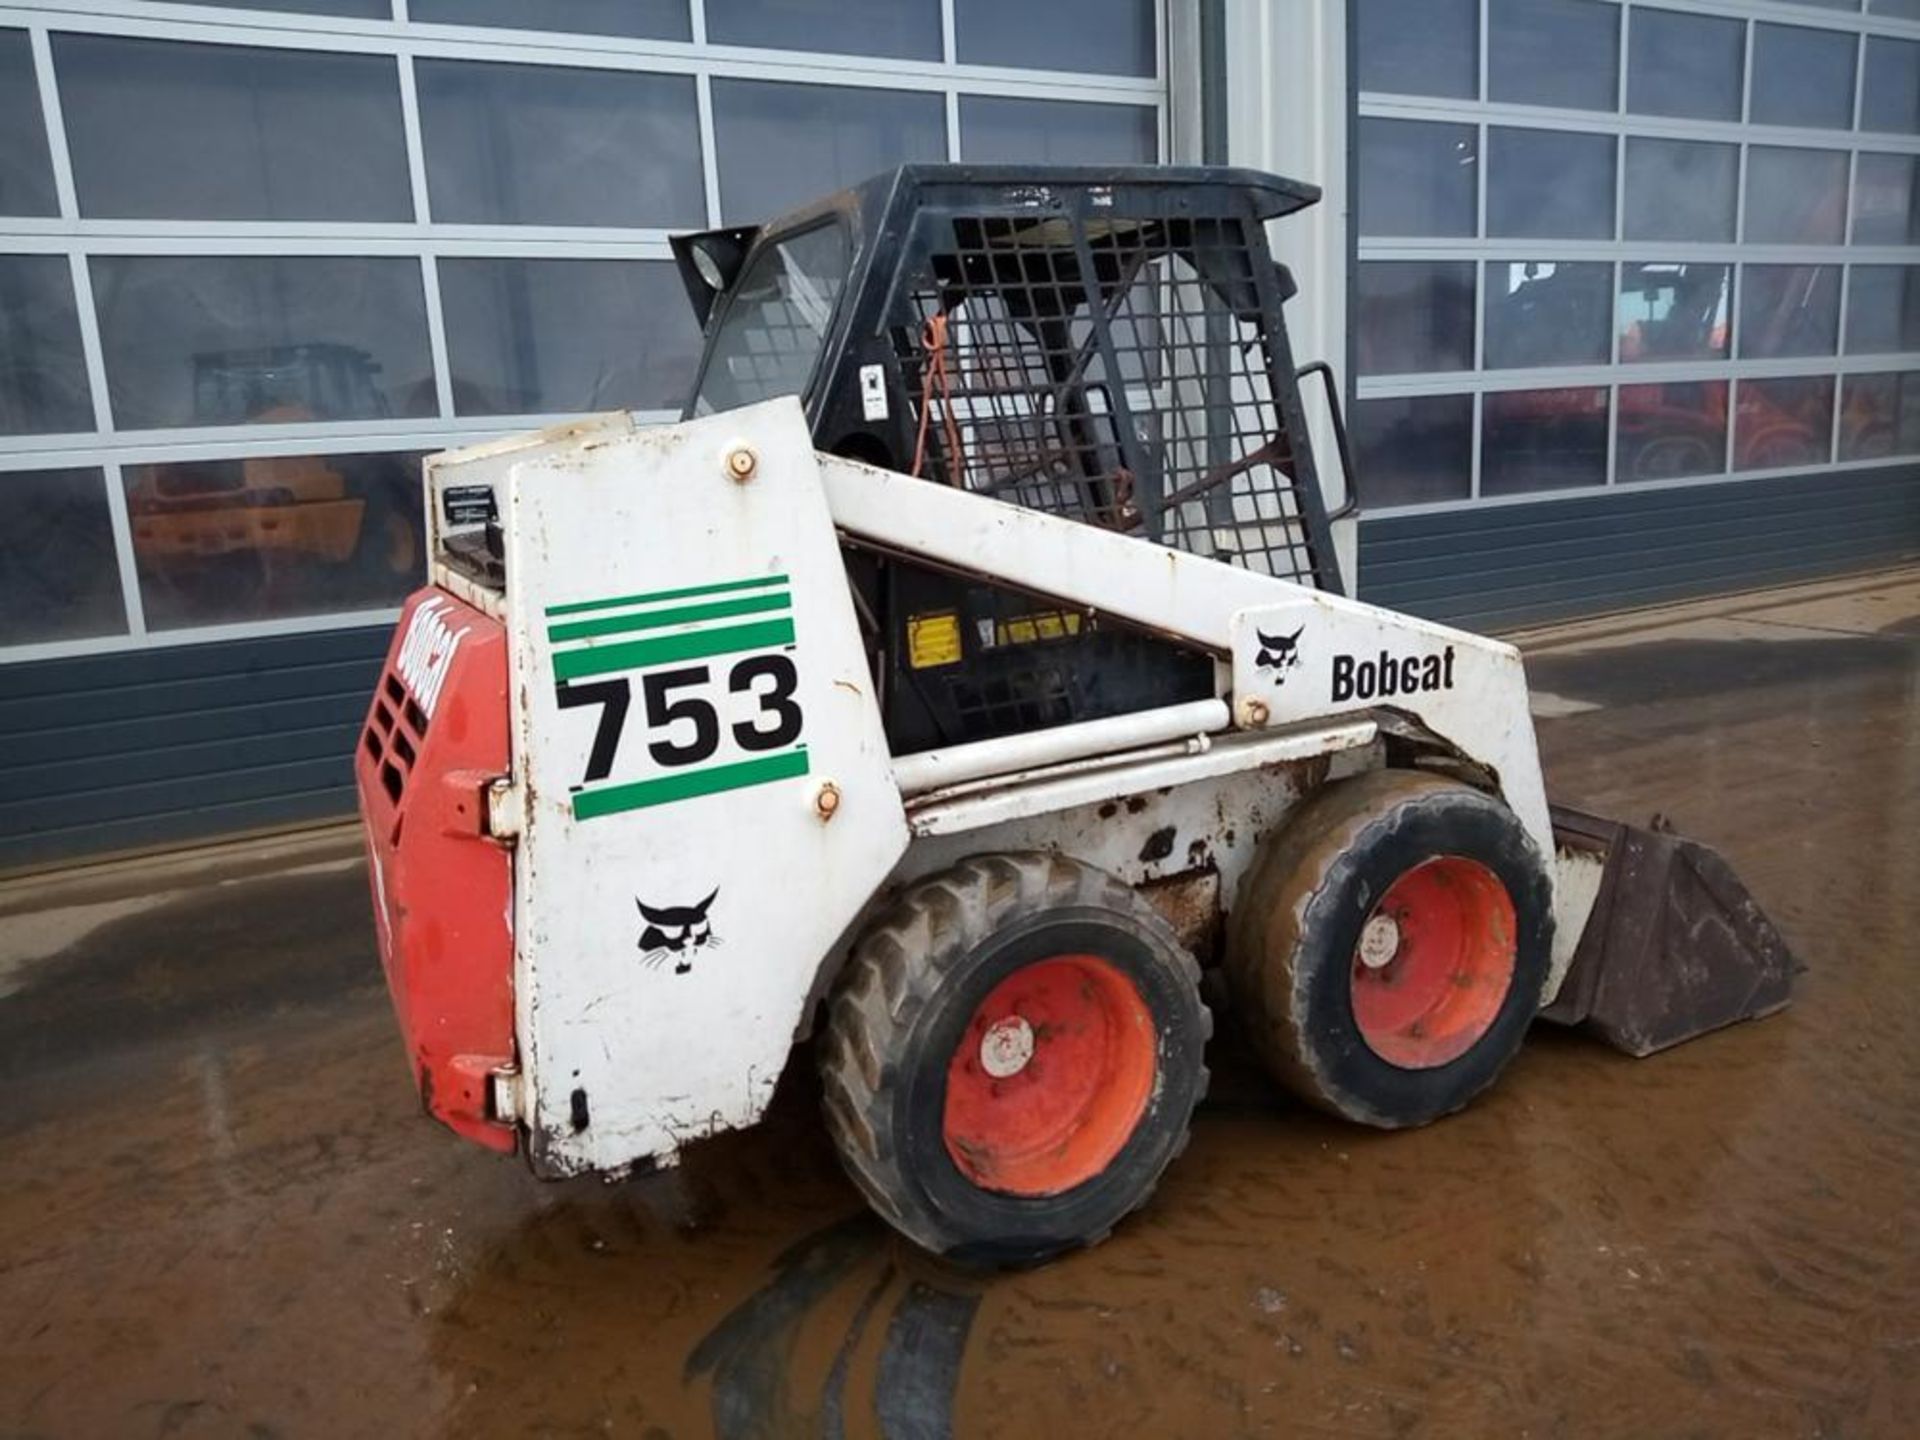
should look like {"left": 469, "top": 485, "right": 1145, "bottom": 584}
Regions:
{"left": 1228, "top": 770, "right": 1554, "bottom": 1129}
{"left": 819, "top": 853, "right": 1210, "bottom": 1266}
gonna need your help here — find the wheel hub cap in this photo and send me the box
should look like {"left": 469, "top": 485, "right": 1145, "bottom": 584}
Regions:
{"left": 1357, "top": 913, "right": 1401, "bottom": 969}
{"left": 979, "top": 1015, "right": 1036, "bottom": 1078}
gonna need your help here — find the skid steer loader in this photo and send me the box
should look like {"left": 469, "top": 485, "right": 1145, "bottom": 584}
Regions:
{"left": 355, "top": 166, "right": 1794, "bottom": 1264}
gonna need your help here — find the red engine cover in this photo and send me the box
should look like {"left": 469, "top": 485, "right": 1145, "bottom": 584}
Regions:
{"left": 355, "top": 589, "right": 516, "bottom": 1152}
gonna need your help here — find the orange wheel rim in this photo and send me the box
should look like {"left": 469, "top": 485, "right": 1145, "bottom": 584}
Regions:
{"left": 942, "top": 954, "right": 1157, "bottom": 1197}
{"left": 1349, "top": 856, "right": 1516, "bottom": 1069}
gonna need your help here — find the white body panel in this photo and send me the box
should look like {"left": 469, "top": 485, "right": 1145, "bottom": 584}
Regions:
{"left": 424, "top": 412, "right": 637, "bottom": 621}
{"left": 905, "top": 721, "right": 1379, "bottom": 839}
{"left": 819, "top": 454, "right": 1555, "bottom": 891}
{"left": 903, "top": 746, "right": 1377, "bottom": 929}
{"left": 498, "top": 403, "right": 908, "bottom": 1176}
{"left": 454, "top": 399, "right": 1583, "bottom": 1175}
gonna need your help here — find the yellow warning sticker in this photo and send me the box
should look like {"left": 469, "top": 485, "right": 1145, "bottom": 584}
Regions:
{"left": 906, "top": 611, "right": 963, "bottom": 669}
{"left": 996, "top": 610, "right": 1083, "bottom": 646}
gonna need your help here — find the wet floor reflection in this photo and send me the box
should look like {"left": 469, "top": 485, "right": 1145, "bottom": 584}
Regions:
{"left": 1, "top": 582, "right": 1915, "bottom": 1437}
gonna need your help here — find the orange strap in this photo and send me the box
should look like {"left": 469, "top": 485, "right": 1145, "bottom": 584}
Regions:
{"left": 910, "top": 311, "right": 965, "bottom": 487}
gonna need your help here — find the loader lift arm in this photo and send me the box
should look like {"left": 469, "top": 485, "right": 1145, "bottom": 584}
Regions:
{"left": 807, "top": 445, "right": 1566, "bottom": 989}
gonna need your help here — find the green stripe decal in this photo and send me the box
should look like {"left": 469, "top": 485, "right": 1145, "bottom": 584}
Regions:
{"left": 573, "top": 748, "right": 809, "bottom": 820}
{"left": 551, "top": 618, "right": 796, "bottom": 681}
{"left": 546, "top": 573, "right": 789, "bottom": 619}
{"left": 548, "top": 590, "right": 791, "bottom": 643}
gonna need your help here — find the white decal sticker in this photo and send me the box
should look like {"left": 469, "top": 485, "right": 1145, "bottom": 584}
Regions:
{"left": 859, "top": 363, "right": 888, "bottom": 422}
{"left": 394, "top": 595, "right": 466, "bottom": 718}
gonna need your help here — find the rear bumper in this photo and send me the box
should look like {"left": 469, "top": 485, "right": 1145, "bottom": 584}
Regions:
{"left": 355, "top": 589, "right": 517, "bottom": 1152}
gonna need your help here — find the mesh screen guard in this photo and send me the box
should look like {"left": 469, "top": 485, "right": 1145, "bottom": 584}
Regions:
{"left": 882, "top": 207, "right": 1337, "bottom": 592}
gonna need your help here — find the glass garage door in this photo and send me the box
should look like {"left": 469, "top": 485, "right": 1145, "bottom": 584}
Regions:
{"left": 0, "top": 0, "right": 1167, "bottom": 662}
{"left": 1351, "top": 0, "right": 1920, "bottom": 513}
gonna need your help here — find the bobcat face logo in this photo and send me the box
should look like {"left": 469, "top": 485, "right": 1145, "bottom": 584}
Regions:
{"left": 637, "top": 889, "right": 721, "bottom": 975}
{"left": 1256, "top": 626, "right": 1304, "bottom": 680}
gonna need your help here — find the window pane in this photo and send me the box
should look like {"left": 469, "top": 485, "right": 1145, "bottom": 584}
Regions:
{"left": 711, "top": 80, "right": 945, "bottom": 222}
{"left": 1352, "top": 394, "right": 1472, "bottom": 505}
{"left": 955, "top": 0, "right": 1155, "bottom": 77}
{"left": 1482, "top": 387, "right": 1610, "bottom": 494}
{"left": 959, "top": 97, "right": 1156, "bottom": 165}
{"left": 1627, "top": 7, "right": 1743, "bottom": 122}
{"left": 1487, "top": 128, "right": 1615, "bottom": 239}
{"left": 90, "top": 256, "right": 435, "bottom": 431}
{"left": 1845, "top": 265, "right": 1920, "bottom": 353}
{"left": 1623, "top": 138, "right": 1736, "bottom": 241}
{"left": 1617, "top": 381, "right": 1728, "bottom": 482}
{"left": 706, "top": 0, "right": 941, "bottom": 59}
{"left": 439, "top": 258, "right": 700, "bottom": 416}
{"left": 180, "top": 1, "right": 389, "bottom": 14}
{"left": 1735, "top": 377, "right": 1834, "bottom": 470}
{"left": 1870, "top": 0, "right": 1920, "bottom": 18}
{"left": 1485, "top": 261, "right": 1612, "bottom": 369}
{"left": 416, "top": 61, "right": 702, "bottom": 227}
{"left": 409, "top": 0, "right": 691, "bottom": 40}
{"left": 126, "top": 451, "right": 426, "bottom": 631}
{"left": 0, "top": 255, "right": 94, "bottom": 436}
{"left": 1862, "top": 38, "right": 1920, "bottom": 134}
{"left": 1357, "top": 119, "right": 1478, "bottom": 238}
{"left": 1618, "top": 263, "right": 1731, "bottom": 362}
{"left": 0, "top": 31, "right": 56, "bottom": 217}
{"left": 1356, "top": 262, "right": 1475, "bottom": 375}
{"left": 1356, "top": 0, "right": 1477, "bottom": 99}
{"left": 54, "top": 36, "right": 411, "bottom": 223}
{"left": 1841, "top": 370, "right": 1920, "bottom": 460}
{"left": 1740, "top": 264, "right": 1842, "bottom": 359}
{"left": 1852, "top": 154, "right": 1920, "bottom": 243}
{"left": 1745, "top": 147, "right": 1849, "bottom": 244}
{"left": 694, "top": 224, "right": 850, "bottom": 415}
{"left": 1488, "top": 0, "right": 1619, "bottom": 111}
{"left": 1750, "top": 24, "right": 1857, "bottom": 129}
{"left": 0, "top": 469, "right": 125, "bottom": 646}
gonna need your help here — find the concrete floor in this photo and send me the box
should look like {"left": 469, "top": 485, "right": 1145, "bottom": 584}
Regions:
{"left": 2, "top": 570, "right": 1916, "bottom": 1439}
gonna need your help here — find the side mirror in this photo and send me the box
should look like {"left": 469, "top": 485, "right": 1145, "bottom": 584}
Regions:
{"left": 669, "top": 226, "right": 759, "bottom": 329}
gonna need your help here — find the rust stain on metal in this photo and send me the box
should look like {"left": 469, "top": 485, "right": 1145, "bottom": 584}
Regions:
{"left": 1138, "top": 826, "right": 1177, "bottom": 863}
{"left": 1140, "top": 868, "right": 1221, "bottom": 958}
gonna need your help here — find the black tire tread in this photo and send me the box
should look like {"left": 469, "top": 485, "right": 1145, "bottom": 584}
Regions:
{"left": 820, "top": 852, "right": 1210, "bottom": 1256}
{"left": 1229, "top": 769, "right": 1547, "bottom": 1128}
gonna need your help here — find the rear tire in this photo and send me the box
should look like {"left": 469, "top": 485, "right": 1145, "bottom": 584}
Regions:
{"left": 1228, "top": 770, "right": 1553, "bottom": 1129}
{"left": 819, "top": 853, "right": 1210, "bottom": 1266}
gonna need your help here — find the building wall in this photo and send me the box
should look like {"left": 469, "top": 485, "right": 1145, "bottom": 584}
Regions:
{"left": 1215, "top": 0, "right": 1358, "bottom": 584}
{"left": 0, "top": 0, "right": 1168, "bottom": 870}
{"left": 8, "top": 0, "right": 1916, "bottom": 869}
{"left": 0, "top": 623, "right": 387, "bottom": 871}
{"left": 1361, "top": 460, "right": 1919, "bottom": 629}
{"left": 1344, "top": 0, "right": 1920, "bottom": 620}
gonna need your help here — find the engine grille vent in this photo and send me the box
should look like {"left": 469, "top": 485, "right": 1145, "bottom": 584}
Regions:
{"left": 362, "top": 671, "right": 430, "bottom": 807}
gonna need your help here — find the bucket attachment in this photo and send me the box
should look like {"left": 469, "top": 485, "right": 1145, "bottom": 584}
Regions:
{"left": 1543, "top": 806, "right": 1797, "bottom": 1057}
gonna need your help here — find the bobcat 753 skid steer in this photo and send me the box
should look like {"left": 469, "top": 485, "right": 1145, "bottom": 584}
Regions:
{"left": 356, "top": 167, "right": 1794, "bottom": 1264}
